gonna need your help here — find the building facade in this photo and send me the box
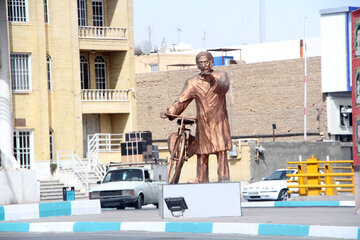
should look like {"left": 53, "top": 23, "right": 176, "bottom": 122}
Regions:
{"left": 7, "top": 0, "right": 136, "bottom": 174}
{"left": 320, "top": 7, "right": 359, "bottom": 142}
{"left": 135, "top": 53, "right": 197, "bottom": 73}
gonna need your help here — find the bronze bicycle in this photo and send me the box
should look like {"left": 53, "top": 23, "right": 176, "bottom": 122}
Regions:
{"left": 165, "top": 114, "right": 197, "bottom": 184}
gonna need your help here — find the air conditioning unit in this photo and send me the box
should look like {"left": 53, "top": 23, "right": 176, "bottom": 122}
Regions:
{"left": 229, "top": 144, "right": 238, "bottom": 157}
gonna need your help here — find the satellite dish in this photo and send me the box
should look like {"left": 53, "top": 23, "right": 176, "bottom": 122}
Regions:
{"left": 134, "top": 40, "right": 152, "bottom": 55}
{"left": 153, "top": 44, "right": 159, "bottom": 53}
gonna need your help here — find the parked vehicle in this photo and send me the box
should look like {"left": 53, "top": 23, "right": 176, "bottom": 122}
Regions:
{"left": 89, "top": 167, "right": 165, "bottom": 209}
{"left": 242, "top": 169, "right": 297, "bottom": 201}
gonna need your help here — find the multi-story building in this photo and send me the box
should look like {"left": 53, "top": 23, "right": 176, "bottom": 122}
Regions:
{"left": 7, "top": 0, "right": 136, "bottom": 179}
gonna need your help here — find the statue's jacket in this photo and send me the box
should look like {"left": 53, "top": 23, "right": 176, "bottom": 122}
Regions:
{"left": 168, "top": 70, "right": 232, "bottom": 155}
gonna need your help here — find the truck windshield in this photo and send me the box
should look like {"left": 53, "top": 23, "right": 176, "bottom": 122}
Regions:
{"left": 103, "top": 169, "right": 143, "bottom": 183}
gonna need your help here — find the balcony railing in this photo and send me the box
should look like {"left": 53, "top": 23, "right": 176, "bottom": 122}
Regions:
{"left": 88, "top": 133, "right": 125, "bottom": 152}
{"left": 78, "top": 26, "right": 127, "bottom": 40}
{"left": 81, "top": 89, "right": 130, "bottom": 102}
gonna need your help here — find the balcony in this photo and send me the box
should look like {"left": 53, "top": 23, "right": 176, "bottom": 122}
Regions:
{"left": 81, "top": 89, "right": 132, "bottom": 114}
{"left": 79, "top": 26, "right": 127, "bottom": 40}
{"left": 78, "top": 26, "right": 129, "bottom": 51}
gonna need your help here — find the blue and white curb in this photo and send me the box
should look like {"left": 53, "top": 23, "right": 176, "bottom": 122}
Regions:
{"left": 0, "top": 200, "right": 100, "bottom": 221}
{"left": 241, "top": 200, "right": 355, "bottom": 208}
{"left": 0, "top": 221, "right": 359, "bottom": 239}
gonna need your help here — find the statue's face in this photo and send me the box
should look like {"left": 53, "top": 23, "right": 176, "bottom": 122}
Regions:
{"left": 197, "top": 55, "right": 213, "bottom": 72}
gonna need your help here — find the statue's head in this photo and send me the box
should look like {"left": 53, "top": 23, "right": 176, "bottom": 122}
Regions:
{"left": 196, "top": 51, "right": 214, "bottom": 72}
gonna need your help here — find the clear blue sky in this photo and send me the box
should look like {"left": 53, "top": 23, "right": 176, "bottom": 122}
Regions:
{"left": 133, "top": 0, "right": 360, "bottom": 49}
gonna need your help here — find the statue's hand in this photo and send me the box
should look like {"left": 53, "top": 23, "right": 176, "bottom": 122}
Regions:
{"left": 200, "top": 72, "right": 216, "bottom": 85}
{"left": 161, "top": 111, "right": 176, "bottom": 120}
{"left": 160, "top": 111, "right": 169, "bottom": 119}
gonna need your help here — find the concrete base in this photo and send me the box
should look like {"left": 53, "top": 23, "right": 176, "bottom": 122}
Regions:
{"left": 0, "top": 169, "right": 39, "bottom": 204}
{"left": 160, "top": 182, "right": 241, "bottom": 219}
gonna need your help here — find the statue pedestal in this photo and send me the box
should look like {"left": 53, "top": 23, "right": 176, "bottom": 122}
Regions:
{"left": 160, "top": 182, "right": 242, "bottom": 219}
{"left": 0, "top": 169, "right": 39, "bottom": 205}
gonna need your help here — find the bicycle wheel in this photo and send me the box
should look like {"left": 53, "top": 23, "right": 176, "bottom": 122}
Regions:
{"left": 168, "top": 134, "right": 186, "bottom": 184}
{"left": 167, "top": 153, "right": 176, "bottom": 184}
{"left": 173, "top": 135, "right": 186, "bottom": 184}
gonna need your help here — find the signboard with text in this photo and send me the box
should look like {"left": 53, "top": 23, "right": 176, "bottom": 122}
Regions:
{"left": 352, "top": 8, "right": 360, "bottom": 169}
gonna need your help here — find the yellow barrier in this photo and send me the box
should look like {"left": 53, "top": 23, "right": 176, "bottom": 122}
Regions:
{"left": 286, "top": 156, "right": 354, "bottom": 196}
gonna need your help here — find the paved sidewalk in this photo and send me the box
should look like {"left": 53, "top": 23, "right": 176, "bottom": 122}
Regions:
{"left": 6, "top": 205, "right": 359, "bottom": 226}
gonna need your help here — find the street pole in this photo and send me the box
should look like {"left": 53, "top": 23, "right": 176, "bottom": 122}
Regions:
{"left": 304, "top": 17, "right": 308, "bottom": 141}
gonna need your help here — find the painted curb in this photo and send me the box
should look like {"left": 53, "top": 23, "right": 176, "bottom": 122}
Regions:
{"left": 0, "top": 221, "right": 358, "bottom": 239}
{"left": 1, "top": 200, "right": 101, "bottom": 222}
{"left": 241, "top": 200, "right": 355, "bottom": 208}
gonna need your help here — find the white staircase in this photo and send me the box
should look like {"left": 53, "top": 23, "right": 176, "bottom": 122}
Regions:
{"left": 56, "top": 150, "right": 105, "bottom": 193}
{"left": 53, "top": 133, "right": 124, "bottom": 194}
{"left": 39, "top": 180, "right": 88, "bottom": 202}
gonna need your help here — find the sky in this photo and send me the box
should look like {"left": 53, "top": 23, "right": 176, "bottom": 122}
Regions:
{"left": 133, "top": 0, "right": 360, "bottom": 50}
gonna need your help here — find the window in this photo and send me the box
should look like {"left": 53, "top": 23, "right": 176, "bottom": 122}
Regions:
{"left": 77, "top": 0, "right": 87, "bottom": 26}
{"left": 92, "top": 0, "right": 104, "bottom": 27}
{"left": 44, "top": 0, "right": 49, "bottom": 23}
{"left": 10, "top": 53, "right": 31, "bottom": 91}
{"left": 8, "top": 0, "right": 28, "bottom": 22}
{"left": 49, "top": 129, "right": 54, "bottom": 161}
{"left": 80, "top": 55, "right": 89, "bottom": 89}
{"left": 47, "top": 55, "right": 51, "bottom": 90}
{"left": 13, "top": 130, "right": 32, "bottom": 169}
{"left": 95, "top": 56, "right": 106, "bottom": 89}
{"left": 150, "top": 64, "right": 159, "bottom": 72}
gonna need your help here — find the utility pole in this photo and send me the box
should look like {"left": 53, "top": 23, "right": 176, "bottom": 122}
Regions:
{"left": 259, "top": 0, "right": 265, "bottom": 43}
{"left": 148, "top": 25, "right": 151, "bottom": 44}
{"left": 304, "top": 17, "right": 308, "bottom": 141}
{"left": 202, "top": 31, "right": 207, "bottom": 49}
{"left": 176, "top": 27, "right": 182, "bottom": 44}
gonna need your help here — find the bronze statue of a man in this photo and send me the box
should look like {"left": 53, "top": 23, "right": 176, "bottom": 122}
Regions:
{"left": 161, "top": 51, "right": 232, "bottom": 182}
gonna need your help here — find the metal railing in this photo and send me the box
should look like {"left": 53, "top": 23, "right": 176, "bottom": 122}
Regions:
{"left": 87, "top": 133, "right": 126, "bottom": 182}
{"left": 78, "top": 26, "right": 127, "bottom": 40}
{"left": 81, "top": 89, "right": 130, "bottom": 102}
{"left": 286, "top": 155, "right": 354, "bottom": 196}
{"left": 88, "top": 133, "right": 125, "bottom": 152}
{"left": 88, "top": 152, "right": 107, "bottom": 181}
{"left": 56, "top": 134, "right": 126, "bottom": 191}
{"left": 56, "top": 150, "right": 89, "bottom": 191}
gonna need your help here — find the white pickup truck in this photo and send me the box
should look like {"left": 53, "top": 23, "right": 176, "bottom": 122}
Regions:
{"left": 89, "top": 167, "right": 165, "bottom": 209}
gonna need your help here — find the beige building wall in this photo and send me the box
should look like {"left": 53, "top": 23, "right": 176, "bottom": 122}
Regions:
{"left": 10, "top": 0, "right": 52, "bottom": 164}
{"left": 9, "top": 0, "right": 136, "bottom": 171}
{"left": 48, "top": 0, "right": 83, "bottom": 157}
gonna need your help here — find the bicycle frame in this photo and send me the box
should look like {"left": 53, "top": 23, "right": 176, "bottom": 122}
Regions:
{"left": 165, "top": 114, "right": 196, "bottom": 184}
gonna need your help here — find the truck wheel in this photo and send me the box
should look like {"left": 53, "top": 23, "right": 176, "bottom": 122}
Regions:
{"left": 135, "top": 194, "right": 143, "bottom": 209}
{"left": 154, "top": 203, "right": 159, "bottom": 209}
{"left": 117, "top": 205, "right": 125, "bottom": 210}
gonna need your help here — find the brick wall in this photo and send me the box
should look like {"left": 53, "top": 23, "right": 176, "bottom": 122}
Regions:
{"left": 136, "top": 56, "right": 326, "bottom": 142}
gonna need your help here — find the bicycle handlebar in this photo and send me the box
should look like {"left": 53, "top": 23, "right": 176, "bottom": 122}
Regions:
{"left": 164, "top": 113, "right": 197, "bottom": 122}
